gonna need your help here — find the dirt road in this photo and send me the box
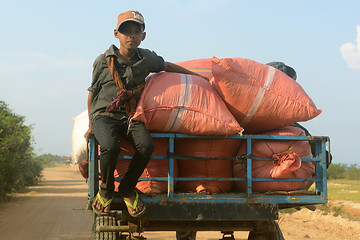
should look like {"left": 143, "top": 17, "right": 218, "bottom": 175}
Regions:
{"left": 0, "top": 165, "right": 359, "bottom": 240}
{"left": 0, "top": 165, "right": 93, "bottom": 240}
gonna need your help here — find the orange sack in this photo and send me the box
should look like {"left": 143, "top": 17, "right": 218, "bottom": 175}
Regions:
{"left": 175, "top": 138, "right": 241, "bottom": 193}
{"left": 132, "top": 72, "right": 243, "bottom": 135}
{"left": 211, "top": 57, "right": 322, "bottom": 133}
{"left": 233, "top": 126, "right": 315, "bottom": 193}
{"left": 113, "top": 137, "right": 177, "bottom": 196}
{"left": 176, "top": 58, "right": 213, "bottom": 79}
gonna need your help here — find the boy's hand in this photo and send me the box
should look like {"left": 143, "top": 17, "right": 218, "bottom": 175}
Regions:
{"left": 84, "top": 127, "right": 92, "bottom": 140}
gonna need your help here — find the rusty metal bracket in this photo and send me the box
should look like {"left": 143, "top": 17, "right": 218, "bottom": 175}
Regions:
{"left": 220, "top": 231, "right": 235, "bottom": 240}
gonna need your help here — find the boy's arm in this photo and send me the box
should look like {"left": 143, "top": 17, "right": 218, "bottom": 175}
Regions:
{"left": 164, "top": 62, "right": 209, "bottom": 81}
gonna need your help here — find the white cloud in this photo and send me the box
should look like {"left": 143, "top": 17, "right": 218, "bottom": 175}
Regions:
{"left": 340, "top": 25, "right": 360, "bottom": 69}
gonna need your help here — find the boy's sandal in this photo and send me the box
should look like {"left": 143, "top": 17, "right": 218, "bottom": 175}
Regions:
{"left": 123, "top": 191, "right": 146, "bottom": 218}
{"left": 92, "top": 192, "right": 113, "bottom": 216}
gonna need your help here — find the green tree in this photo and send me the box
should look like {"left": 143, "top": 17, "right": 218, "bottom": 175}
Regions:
{"left": 327, "top": 163, "right": 347, "bottom": 179}
{"left": 327, "top": 163, "right": 360, "bottom": 180}
{"left": 344, "top": 164, "right": 360, "bottom": 180}
{"left": 34, "top": 153, "right": 69, "bottom": 167}
{"left": 0, "top": 101, "right": 42, "bottom": 196}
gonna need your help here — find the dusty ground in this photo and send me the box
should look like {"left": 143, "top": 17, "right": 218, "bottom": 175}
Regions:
{"left": 0, "top": 165, "right": 93, "bottom": 240}
{"left": 0, "top": 165, "right": 359, "bottom": 240}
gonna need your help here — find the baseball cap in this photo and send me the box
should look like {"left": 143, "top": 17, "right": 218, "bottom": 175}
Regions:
{"left": 116, "top": 10, "right": 145, "bottom": 31}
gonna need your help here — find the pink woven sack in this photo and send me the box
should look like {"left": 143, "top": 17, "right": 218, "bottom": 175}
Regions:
{"left": 176, "top": 58, "right": 213, "bottom": 79}
{"left": 175, "top": 138, "right": 241, "bottom": 193}
{"left": 233, "top": 126, "right": 315, "bottom": 192}
{"left": 132, "top": 72, "right": 243, "bottom": 135}
{"left": 211, "top": 57, "right": 322, "bottom": 133}
{"left": 113, "top": 138, "right": 177, "bottom": 196}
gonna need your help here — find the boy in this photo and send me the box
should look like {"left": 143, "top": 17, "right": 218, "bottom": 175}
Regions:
{"left": 85, "top": 10, "right": 208, "bottom": 217}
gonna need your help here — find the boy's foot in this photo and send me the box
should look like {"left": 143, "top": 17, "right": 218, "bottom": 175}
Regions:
{"left": 92, "top": 192, "right": 113, "bottom": 215}
{"left": 123, "top": 191, "right": 146, "bottom": 217}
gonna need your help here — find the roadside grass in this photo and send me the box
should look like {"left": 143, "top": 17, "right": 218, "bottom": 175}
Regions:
{"left": 322, "top": 179, "right": 360, "bottom": 220}
{"left": 327, "top": 179, "right": 360, "bottom": 203}
{"left": 316, "top": 202, "right": 345, "bottom": 217}
{"left": 41, "top": 162, "right": 71, "bottom": 168}
{"left": 281, "top": 179, "right": 360, "bottom": 220}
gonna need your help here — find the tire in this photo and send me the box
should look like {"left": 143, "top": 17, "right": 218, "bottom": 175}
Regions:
{"left": 176, "top": 231, "right": 197, "bottom": 240}
{"left": 248, "top": 221, "right": 284, "bottom": 240}
{"left": 93, "top": 214, "right": 119, "bottom": 240}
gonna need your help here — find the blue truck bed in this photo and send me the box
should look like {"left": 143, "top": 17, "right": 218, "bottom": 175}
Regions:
{"left": 87, "top": 133, "right": 330, "bottom": 239}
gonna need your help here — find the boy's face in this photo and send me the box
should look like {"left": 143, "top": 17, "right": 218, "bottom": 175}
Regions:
{"left": 115, "top": 21, "right": 145, "bottom": 51}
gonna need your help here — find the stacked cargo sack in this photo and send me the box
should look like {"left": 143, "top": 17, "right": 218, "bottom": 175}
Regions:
{"left": 233, "top": 126, "right": 315, "bottom": 192}
{"left": 112, "top": 137, "right": 177, "bottom": 196}
{"left": 176, "top": 58, "right": 213, "bottom": 79}
{"left": 172, "top": 57, "right": 321, "bottom": 193}
{"left": 175, "top": 138, "right": 241, "bottom": 193}
{"left": 132, "top": 72, "right": 243, "bottom": 135}
{"left": 72, "top": 110, "right": 90, "bottom": 178}
{"left": 210, "top": 56, "right": 321, "bottom": 133}
{"left": 132, "top": 71, "right": 243, "bottom": 193}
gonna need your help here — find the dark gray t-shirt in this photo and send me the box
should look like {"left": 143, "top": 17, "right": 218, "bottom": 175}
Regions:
{"left": 88, "top": 44, "right": 165, "bottom": 121}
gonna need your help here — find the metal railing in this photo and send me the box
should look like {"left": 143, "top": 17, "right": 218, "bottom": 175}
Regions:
{"left": 88, "top": 133, "right": 329, "bottom": 205}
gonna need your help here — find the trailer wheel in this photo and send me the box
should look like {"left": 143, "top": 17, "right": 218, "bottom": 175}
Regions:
{"left": 176, "top": 231, "right": 197, "bottom": 240}
{"left": 248, "top": 221, "right": 284, "bottom": 240}
{"left": 93, "top": 214, "right": 119, "bottom": 240}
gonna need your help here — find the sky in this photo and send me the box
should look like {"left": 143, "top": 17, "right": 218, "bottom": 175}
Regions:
{"left": 0, "top": 0, "right": 359, "bottom": 165}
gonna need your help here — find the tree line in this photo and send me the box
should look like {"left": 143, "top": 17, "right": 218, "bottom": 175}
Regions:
{"left": 327, "top": 163, "right": 360, "bottom": 180}
{"left": 0, "top": 101, "right": 72, "bottom": 197}
{"left": 0, "top": 101, "right": 43, "bottom": 196}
